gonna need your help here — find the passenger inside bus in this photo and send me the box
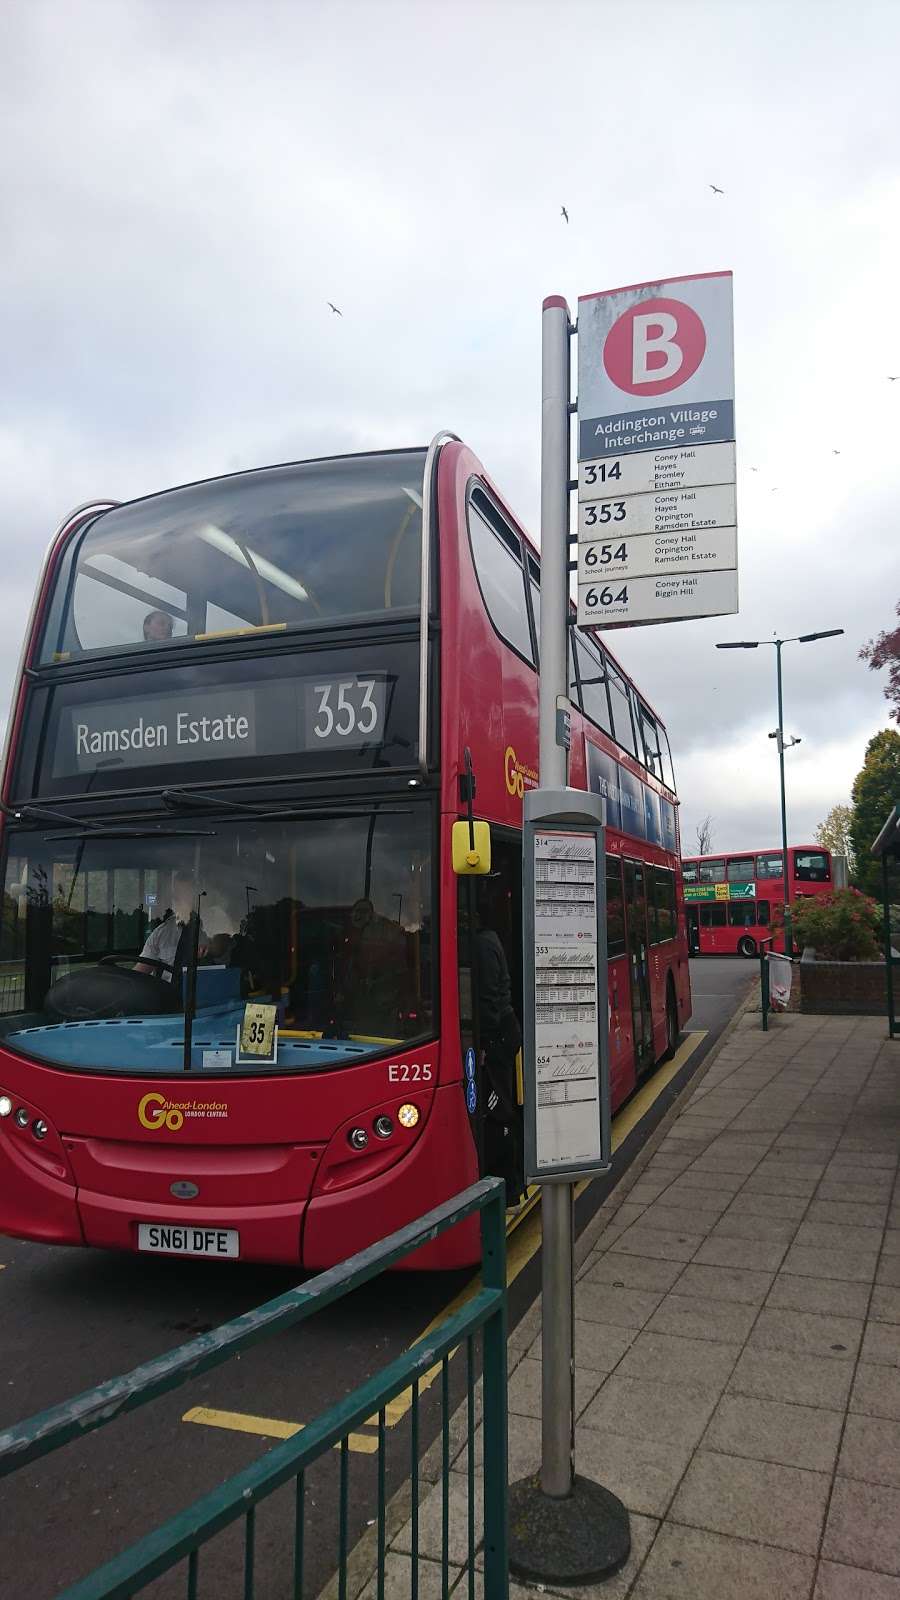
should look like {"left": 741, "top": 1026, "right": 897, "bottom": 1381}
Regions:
{"left": 142, "top": 609, "right": 174, "bottom": 641}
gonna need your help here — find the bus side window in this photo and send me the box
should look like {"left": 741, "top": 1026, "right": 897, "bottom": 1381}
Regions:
{"left": 606, "top": 856, "right": 626, "bottom": 957}
{"left": 757, "top": 900, "right": 770, "bottom": 925}
{"left": 467, "top": 492, "right": 534, "bottom": 666}
{"left": 700, "top": 903, "right": 727, "bottom": 928}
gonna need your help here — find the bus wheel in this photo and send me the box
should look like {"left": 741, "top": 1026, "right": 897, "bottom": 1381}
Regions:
{"left": 665, "top": 980, "right": 679, "bottom": 1059}
{"left": 737, "top": 935, "right": 757, "bottom": 958}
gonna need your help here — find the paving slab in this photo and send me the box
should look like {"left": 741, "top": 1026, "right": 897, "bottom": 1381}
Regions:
{"left": 838, "top": 1412, "right": 900, "bottom": 1488}
{"left": 615, "top": 1330, "right": 740, "bottom": 1391}
{"left": 703, "top": 1391, "right": 843, "bottom": 1473}
{"left": 669, "top": 1448, "right": 830, "bottom": 1554}
{"left": 766, "top": 1273, "right": 872, "bottom": 1318}
{"left": 729, "top": 1345, "right": 854, "bottom": 1409}
{"left": 814, "top": 1562, "right": 900, "bottom": 1599}
{"left": 822, "top": 1477, "right": 900, "bottom": 1577}
{"left": 747, "top": 1306, "right": 863, "bottom": 1361}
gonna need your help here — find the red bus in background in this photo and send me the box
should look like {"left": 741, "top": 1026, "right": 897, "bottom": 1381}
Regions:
{"left": 0, "top": 437, "right": 690, "bottom": 1270}
{"left": 682, "top": 846, "right": 834, "bottom": 957}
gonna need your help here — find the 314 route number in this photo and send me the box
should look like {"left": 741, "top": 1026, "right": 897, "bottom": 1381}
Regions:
{"left": 581, "top": 461, "right": 622, "bottom": 487}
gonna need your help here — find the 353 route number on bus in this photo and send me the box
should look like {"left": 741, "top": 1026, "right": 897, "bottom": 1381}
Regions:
{"left": 301, "top": 675, "right": 388, "bottom": 750}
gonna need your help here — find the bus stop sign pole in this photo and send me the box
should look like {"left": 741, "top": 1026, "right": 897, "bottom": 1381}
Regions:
{"left": 508, "top": 297, "right": 630, "bottom": 1585}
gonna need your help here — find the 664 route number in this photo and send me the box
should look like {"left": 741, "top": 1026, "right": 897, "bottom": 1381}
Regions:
{"left": 582, "top": 584, "right": 629, "bottom": 608}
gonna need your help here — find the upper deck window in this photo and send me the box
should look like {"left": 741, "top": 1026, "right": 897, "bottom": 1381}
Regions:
{"left": 39, "top": 451, "right": 426, "bottom": 665}
{"left": 757, "top": 853, "right": 784, "bottom": 879}
{"left": 794, "top": 850, "right": 830, "bottom": 883}
{"left": 698, "top": 859, "right": 726, "bottom": 884}
{"left": 726, "top": 856, "right": 755, "bottom": 882}
{"left": 682, "top": 861, "right": 698, "bottom": 884}
{"left": 466, "top": 490, "right": 534, "bottom": 665}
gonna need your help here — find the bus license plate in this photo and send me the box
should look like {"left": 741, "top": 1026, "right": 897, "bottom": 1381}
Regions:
{"left": 138, "top": 1223, "right": 239, "bottom": 1258}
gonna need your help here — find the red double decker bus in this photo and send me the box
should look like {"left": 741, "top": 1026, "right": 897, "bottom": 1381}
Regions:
{"left": 0, "top": 437, "right": 690, "bottom": 1269}
{"left": 682, "top": 846, "right": 834, "bottom": 957}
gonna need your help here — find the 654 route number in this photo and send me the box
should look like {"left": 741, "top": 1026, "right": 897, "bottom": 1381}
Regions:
{"left": 583, "top": 542, "right": 627, "bottom": 568}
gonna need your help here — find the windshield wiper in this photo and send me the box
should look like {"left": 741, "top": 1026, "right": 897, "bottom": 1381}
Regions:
{"left": 1, "top": 801, "right": 107, "bottom": 831}
{"left": 43, "top": 826, "right": 218, "bottom": 841}
{"left": 161, "top": 789, "right": 411, "bottom": 821}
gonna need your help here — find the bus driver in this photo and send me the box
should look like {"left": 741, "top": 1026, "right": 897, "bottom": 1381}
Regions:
{"left": 135, "top": 869, "right": 209, "bottom": 983}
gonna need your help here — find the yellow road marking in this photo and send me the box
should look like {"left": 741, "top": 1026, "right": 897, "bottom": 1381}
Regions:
{"left": 183, "top": 1031, "right": 707, "bottom": 1447}
{"left": 182, "top": 1406, "right": 378, "bottom": 1454}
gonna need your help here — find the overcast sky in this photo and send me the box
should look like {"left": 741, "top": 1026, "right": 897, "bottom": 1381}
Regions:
{"left": 2, "top": 0, "right": 897, "bottom": 854}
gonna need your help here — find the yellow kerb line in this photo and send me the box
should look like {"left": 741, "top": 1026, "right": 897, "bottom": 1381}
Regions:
{"left": 182, "top": 1406, "right": 378, "bottom": 1454}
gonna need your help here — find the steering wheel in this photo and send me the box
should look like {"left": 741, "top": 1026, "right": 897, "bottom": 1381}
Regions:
{"left": 98, "top": 955, "right": 175, "bottom": 981}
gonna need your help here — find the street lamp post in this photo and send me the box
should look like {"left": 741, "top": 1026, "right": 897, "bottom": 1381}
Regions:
{"left": 715, "top": 631, "right": 844, "bottom": 955}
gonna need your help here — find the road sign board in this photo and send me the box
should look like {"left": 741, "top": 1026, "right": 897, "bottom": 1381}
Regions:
{"left": 578, "top": 568, "right": 738, "bottom": 627}
{"left": 577, "top": 526, "right": 737, "bottom": 584}
{"left": 577, "top": 272, "right": 734, "bottom": 463}
{"left": 579, "top": 482, "right": 735, "bottom": 539}
{"left": 575, "top": 271, "right": 737, "bottom": 630}
{"left": 577, "top": 441, "right": 735, "bottom": 500}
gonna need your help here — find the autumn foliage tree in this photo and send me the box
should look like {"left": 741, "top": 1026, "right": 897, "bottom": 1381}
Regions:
{"left": 860, "top": 601, "right": 900, "bottom": 726}
{"left": 815, "top": 803, "right": 854, "bottom": 874}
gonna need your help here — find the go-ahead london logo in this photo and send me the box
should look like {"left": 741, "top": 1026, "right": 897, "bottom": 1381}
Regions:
{"left": 137, "top": 1092, "right": 228, "bottom": 1132}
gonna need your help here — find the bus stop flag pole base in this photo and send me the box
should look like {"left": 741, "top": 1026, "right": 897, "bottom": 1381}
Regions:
{"left": 509, "top": 1474, "right": 631, "bottom": 1585}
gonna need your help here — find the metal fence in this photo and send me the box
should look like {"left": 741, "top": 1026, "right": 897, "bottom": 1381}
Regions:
{"left": 0, "top": 1177, "right": 509, "bottom": 1600}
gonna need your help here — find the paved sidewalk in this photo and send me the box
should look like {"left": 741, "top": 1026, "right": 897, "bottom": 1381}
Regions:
{"left": 373, "top": 1009, "right": 900, "bottom": 1599}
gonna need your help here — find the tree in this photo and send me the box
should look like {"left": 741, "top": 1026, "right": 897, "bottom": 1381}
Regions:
{"left": 848, "top": 729, "right": 900, "bottom": 896}
{"left": 815, "top": 803, "right": 855, "bottom": 875}
{"left": 860, "top": 601, "right": 900, "bottom": 726}
{"left": 695, "top": 814, "right": 714, "bottom": 855}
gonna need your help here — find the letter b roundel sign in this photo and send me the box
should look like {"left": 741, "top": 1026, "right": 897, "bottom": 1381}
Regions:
{"left": 603, "top": 296, "right": 706, "bottom": 398}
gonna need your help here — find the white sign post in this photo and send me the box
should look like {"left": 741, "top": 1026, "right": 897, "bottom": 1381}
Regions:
{"left": 576, "top": 271, "right": 737, "bottom": 629}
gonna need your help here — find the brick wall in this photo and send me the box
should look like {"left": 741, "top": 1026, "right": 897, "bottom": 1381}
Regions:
{"left": 799, "top": 952, "right": 889, "bottom": 1016}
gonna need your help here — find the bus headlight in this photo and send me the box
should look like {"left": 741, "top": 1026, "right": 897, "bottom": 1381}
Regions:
{"left": 14, "top": 1108, "right": 29, "bottom": 1129}
{"left": 32, "top": 1120, "right": 49, "bottom": 1141}
{"left": 0, "top": 1095, "right": 12, "bottom": 1118}
{"left": 373, "top": 1115, "right": 393, "bottom": 1139}
{"left": 398, "top": 1104, "right": 419, "bottom": 1129}
{"left": 348, "top": 1127, "right": 369, "bottom": 1150}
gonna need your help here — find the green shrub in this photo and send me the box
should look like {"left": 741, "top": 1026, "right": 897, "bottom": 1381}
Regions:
{"left": 783, "top": 888, "right": 883, "bottom": 961}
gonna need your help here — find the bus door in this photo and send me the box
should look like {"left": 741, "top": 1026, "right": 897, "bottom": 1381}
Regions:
{"left": 686, "top": 905, "right": 700, "bottom": 955}
{"left": 623, "top": 859, "right": 654, "bottom": 1074}
{"left": 456, "top": 832, "right": 525, "bottom": 1203}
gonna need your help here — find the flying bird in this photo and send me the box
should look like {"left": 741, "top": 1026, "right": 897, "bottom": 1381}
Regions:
{"left": 561, "top": 205, "right": 569, "bottom": 223}
{"left": 889, "top": 375, "right": 899, "bottom": 381}
{"left": 832, "top": 449, "right": 840, "bottom": 455}
{"left": 710, "top": 184, "right": 724, "bottom": 195}
{"left": 750, "top": 466, "right": 759, "bottom": 472}
{"left": 327, "top": 302, "right": 343, "bottom": 317}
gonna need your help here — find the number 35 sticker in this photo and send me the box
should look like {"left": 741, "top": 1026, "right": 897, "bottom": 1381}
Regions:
{"left": 239, "top": 1003, "right": 278, "bottom": 1059}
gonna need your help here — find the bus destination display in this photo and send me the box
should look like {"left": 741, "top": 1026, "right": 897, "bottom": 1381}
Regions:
{"left": 576, "top": 272, "right": 737, "bottom": 629}
{"left": 52, "top": 673, "right": 389, "bottom": 776}
{"left": 531, "top": 830, "right": 603, "bottom": 1173}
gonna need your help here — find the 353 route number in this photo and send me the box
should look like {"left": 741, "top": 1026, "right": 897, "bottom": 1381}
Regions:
{"left": 583, "top": 501, "right": 626, "bottom": 527}
{"left": 583, "top": 585, "right": 629, "bottom": 608}
{"left": 583, "top": 542, "right": 628, "bottom": 568}
{"left": 312, "top": 679, "right": 379, "bottom": 739}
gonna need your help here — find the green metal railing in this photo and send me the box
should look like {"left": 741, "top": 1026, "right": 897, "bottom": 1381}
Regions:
{"left": 0, "top": 1177, "right": 509, "bottom": 1600}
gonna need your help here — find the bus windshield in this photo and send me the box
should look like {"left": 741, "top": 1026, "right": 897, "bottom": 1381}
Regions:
{"left": 39, "top": 451, "right": 426, "bottom": 663}
{"left": 0, "top": 808, "right": 432, "bottom": 1074}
